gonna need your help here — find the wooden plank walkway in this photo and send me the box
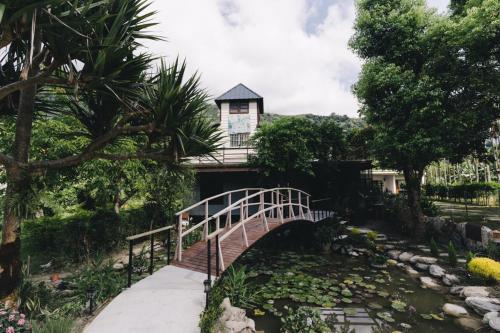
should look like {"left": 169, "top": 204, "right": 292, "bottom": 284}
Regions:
{"left": 172, "top": 217, "right": 291, "bottom": 274}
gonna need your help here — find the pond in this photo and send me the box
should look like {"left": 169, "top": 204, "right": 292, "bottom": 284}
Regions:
{"left": 234, "top": 247, "right": 471, "bottom": 333}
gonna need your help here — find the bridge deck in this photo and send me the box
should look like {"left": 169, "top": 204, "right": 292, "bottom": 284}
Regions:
{"left": 172, "top": 217, "right": 291, "bottom": 273}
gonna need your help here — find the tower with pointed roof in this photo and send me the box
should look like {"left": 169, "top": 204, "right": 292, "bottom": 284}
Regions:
{"left": 215, "top": 83, "right": 264, "bottom": 148}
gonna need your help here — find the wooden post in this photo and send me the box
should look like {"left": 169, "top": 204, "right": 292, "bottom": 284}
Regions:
{"left": 298, "top": 192, "right": 304, "bottom": 218}
{"left": 204, "top": 202, "right": 209, "bottom": 240}
{"left": 242, "top": 223, "right": 249, "bottom": 247}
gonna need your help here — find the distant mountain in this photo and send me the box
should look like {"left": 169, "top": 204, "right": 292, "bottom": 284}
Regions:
{"left": 203, "top": 103, "right": 365, "bottom": 131}
{"left": 261, "top": 113, "right": 365, "bottom": 131}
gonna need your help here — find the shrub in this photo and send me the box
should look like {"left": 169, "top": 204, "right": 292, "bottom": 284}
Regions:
{"left": 73, "top": 257, "right": 125, "bottom": 305}
{"left": 448, "top": 241, "right": 457, "bottom": 266}
{"left": 466, "top": 251, "right": 476, "bottom": 264}
{"left": 468, "top": 257, "right": 500, "bottom": 281}
{"left": 199, "top": 280, "right": 224, "bottom": 333}
{"left": 31, "top": 317, "right": 73, "bottom": 333}
{"left": 23, "top": 207, "right": 154, "bottom": 262}
{"left": 366, "top": 231, "right": 378, "bottom": 241}
{"left": 430, "top": 238, "right": 439, "bottom": 257}
{"left": 420, "top": 197, "right": 438, "bottom": 217}
{"left": 223, "top": 266, "right": 256, "bottom": 309}
{"left": 0, "top": 305, "right": 30, "bottom": 332}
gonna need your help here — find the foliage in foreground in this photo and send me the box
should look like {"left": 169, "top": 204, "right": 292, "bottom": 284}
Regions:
{"left": 468, "top": 257, "right": 500, "bottom": 281}
{"left": 280, "top": 306, "right": 329, "bottom": 333}
{"left": 199, "top": 266, "right": 258, "bottom": 333}
{"left": 31, "top": 317, "right": 73, "bottom": 333}
{"left": 0, "top": 305, "right": 30, "bottom": 332}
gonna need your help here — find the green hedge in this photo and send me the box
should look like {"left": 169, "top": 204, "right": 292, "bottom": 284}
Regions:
{"left": 22, "top": 207, "right": 155, "bottom": 262}
{"left": 424, "top": 182, "right": 500, "bottom": 205}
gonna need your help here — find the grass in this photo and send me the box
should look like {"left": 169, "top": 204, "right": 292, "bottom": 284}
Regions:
{"left": 434, "top": 200, "right": 500, "bottom": 230}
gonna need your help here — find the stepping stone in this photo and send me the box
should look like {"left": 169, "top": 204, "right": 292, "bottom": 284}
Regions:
{"left": 429, "top": 264, "right": 446, "bottom": 278}
{"left": 443, "top": 303, "right": 468, "bottom": 317}
{"left": 399, "top": 252, "right": 414, "bottom": 262}
{"left": 466, "top": 297, "right": 500, "bottom": 315}
{"left": 420, "top": 276, "right": 442, "bottom": 290}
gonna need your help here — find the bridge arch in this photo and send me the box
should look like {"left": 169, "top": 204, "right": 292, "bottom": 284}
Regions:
{"left": 172, "top": 188, "right": 333, "bottom": 274}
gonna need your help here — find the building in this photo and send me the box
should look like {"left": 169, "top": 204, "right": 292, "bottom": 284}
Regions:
{"left": 190, "top": 83, "right": 263, "bottom": 166}
{"left": 188, "top": 84, "right": 265, "bottom": 213}
{"left": 369, "top": 169, "right": 405, "bottom": 194}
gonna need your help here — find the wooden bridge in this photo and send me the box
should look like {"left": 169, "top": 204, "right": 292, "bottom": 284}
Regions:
{"left": 171, "top": 188, "right": 334, "bottom": 275}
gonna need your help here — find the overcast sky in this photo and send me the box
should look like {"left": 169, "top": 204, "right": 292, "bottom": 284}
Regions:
{"left": 145, "top": 0, "right": 450, "bottom": 117}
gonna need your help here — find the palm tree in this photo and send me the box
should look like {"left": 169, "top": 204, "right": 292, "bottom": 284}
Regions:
{"left": 0, "top": 0, "right": 221, "bottom": 297}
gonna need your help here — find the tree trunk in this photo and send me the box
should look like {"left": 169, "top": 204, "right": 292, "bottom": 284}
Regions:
{"left": 403, "top": 167, "right": 425, "bottom": 238}
{"left": 0, "top": 63, "right": 38, "bottom": 297}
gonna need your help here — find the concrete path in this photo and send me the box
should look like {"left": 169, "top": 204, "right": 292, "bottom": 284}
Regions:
{"left": 84, "top": 266, "right": 206, "bottom": 333}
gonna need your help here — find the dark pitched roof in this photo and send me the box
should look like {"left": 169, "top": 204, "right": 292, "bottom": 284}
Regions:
{"left": 215, "top": 83, "right": 264, "bottom": 113}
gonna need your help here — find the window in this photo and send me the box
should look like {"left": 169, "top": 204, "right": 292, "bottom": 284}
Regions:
{"left": 229, "top": 102, "right": 249, "bottom": 114}
{"left": 230, "top": 133, "right": 250, "bottom": 147}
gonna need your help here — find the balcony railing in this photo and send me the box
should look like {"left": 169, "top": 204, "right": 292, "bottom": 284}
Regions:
{"left": 188, "top": 147, "right": 256, "bottom": 166}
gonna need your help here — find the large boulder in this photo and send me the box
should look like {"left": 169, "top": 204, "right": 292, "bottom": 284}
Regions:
{"left": 429, "top": 264, "right": 446, "bottom": 278}
{"left": 465, "top": 297, "right": 500, "bottom": 315}
{"left": 443, "top": 303, "right": 468, "bottom": 317}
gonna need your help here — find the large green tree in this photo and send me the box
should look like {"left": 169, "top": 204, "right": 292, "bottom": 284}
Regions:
{"left": 0, "top": 0, "right": 221, "bottom": 297}
{"left": 351, "top": 0, "right": 499, "bottom": 235}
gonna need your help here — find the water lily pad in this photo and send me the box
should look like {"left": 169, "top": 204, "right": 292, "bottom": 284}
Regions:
{"left": 430, "top": 313, "right": 444, "bottom": 321}
{"left": 420, "top": 314, "right": 432, "bottom": 320}
{"left": 342, "top": 298, "right": 353, "bottom": 303}
{"left": 377, "top": 291, "right": 390, "bottom": 297}
{"left": 253, "top": 309, "right": 265, "bottom": 316}
{"left": 368, "top": 302, "right": 383, "bottom": 309}
{"left": 341, "top": 289, "right": 352, "bottom": 297}
{"left": 377, "top": 312, "right": 395, "bottom": 323}
{"left": 391, "top": 300, "right": 407, "bottom": 312}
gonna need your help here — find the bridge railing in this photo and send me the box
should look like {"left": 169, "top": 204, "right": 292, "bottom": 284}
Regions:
{"left": 174, "top": 187, "right": 312, "bottom": 262}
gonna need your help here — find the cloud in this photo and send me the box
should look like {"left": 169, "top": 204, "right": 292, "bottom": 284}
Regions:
{"left": 144, "top": 0, "right": 449, "bottom": 117}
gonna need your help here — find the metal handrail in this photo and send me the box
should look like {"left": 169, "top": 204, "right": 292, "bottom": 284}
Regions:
{"left": 125, "top": 225, "right": 174, "bottom": 288}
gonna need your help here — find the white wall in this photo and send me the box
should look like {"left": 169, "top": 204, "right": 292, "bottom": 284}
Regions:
{"left": 219, "top": 101, "right": 259, "bottom": 148}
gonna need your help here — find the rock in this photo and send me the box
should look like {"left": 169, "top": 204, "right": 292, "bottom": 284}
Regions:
{"left": 113, "top": 262, "right": 125, "bottom": 271}
{"left": 397, "top": 263, "right": 406, "bottom": 269}
{"left": 454, "top": 317, "right": 483, "bottom": 332}
{"left": 450, "top": 286, "right": 464, "bottom": 295}
{"left": 483, "top": 311, "right": 499, "bottom": 323}
{"left": 399, "top": 252, "right": 414, "bottom": 262}
{"left": 490, "top": 317, "right": 500, "bottom": 332}
{"left": 442, "top": 274, "right": 460, "bottom": 286}
{"left": 223, "top": 320, "right": 256, "bottom": 333}
{"left": 415, "top": 263, "right": 429, "bottom": 271}
{"left": 409, "top": 255, "right": 438, "bottom": 265}
{"left": 443, "top": 303, "right": 468, "bottom": 317}
{"left": 387, "top": 250, "right": 401, "bottom": 260}
{"left": 420, "top": 276, "right": 442, "bottom": 290}
{"left": 405, "top": 266, "right": 420, "bottom": 277}
{"left": 429, "top": 264, "right": 446, "bottom": 278}
{"left": 460, "top": 286, "right": 492, "bottom": 298}
{"left": 386, "top": 259, "right": 398, "bottom": 266}
{"left": 218, "top": 298, "right": 256, "bottom": 333}
{"left": 465, "top": 297, "right": 500, "bottom": 315}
